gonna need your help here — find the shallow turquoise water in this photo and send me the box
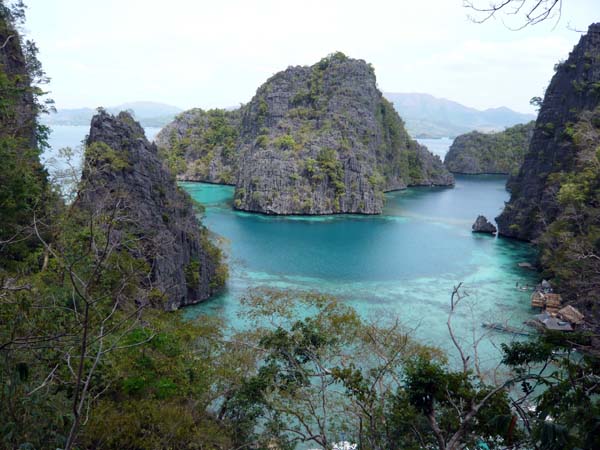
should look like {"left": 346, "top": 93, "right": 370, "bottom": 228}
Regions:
{"left": 181, "top": 176, "right": 538, "bottom": 367}
{"left": 42, "top": 126, "right": 539, "bottom": 366}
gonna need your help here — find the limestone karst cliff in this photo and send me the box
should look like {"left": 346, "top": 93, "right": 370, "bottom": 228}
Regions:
{"left": 444, "top": 121, "right": 534, "bottom": 175}
{"left": 76, "top": 110, "right": 226, "bottom": 310}
{"left": 0, "top": 12, "right": 36, "bottom": 143}
{"left": 496, "top": 23, "right": 600, "bottom": 241}
{"left": 496, "top": 23, "right": 600, "bottom": 315}
{"left": 157, "top": 53, "right": 453, "bottom": 215}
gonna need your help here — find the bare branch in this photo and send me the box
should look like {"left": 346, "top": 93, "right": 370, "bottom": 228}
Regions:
{"left": 464, "top": 0, "right": 563, "bottom": 29}
{"left": 448, "top": 283, "right": 470, "bottom": 374}
{"left": 0, "top": 34, "right": 14, "bottom": 50}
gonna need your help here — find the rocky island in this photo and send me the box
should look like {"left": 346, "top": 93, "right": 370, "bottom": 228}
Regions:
{"left": 444, "top": 121, "right": 534, "bottom": 175}
{"left": 157, "top": 53, "right": 454, "bottom": 214}
{"left": 157, "top": 108, "right": 241, "bottom": 185}
{"left": 472, "top": 215, "right": 497, "bottom": 234}
{"left": 76, "top": 110, "right": 227, "bottom": 310}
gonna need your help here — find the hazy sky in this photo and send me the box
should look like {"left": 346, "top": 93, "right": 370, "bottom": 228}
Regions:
{"left": 23, "top": 0, "right": 598, "bottom": 113}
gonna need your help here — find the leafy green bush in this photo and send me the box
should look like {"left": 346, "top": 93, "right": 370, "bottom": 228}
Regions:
{"left": 273, "top": 134, "right": 296, "bottom": 150}
{"left": 185, "top": 259, "right": 201, "bottom": 288}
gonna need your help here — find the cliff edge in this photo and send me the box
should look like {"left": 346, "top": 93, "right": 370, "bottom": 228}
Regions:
{"left": 496, "top": 24, "right": 600, "bottom": 241}
{"left": 76, "top": 110, "right": 226, "bottom": 310}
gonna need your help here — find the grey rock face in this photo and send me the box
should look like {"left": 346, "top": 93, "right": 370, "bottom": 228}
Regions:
{"left": 77, "top": 110, "right": 225, "bottom": 310}
{"left": 158, "top": 53, "right": 453, "bottom": 215}
{"left": 472, "top": 215, "right": 497, "bottom": 234}
{"left": 444, "top": 122, "right": 534, "bottom": 175}
{"left": 0, "top": 15, "right": 36, "bottom": 147}
{"left": 234, "top": 54, "right": 453, "bottom": 214}
{"left": 496, "top": 23, "right": 600, "bottom": 240}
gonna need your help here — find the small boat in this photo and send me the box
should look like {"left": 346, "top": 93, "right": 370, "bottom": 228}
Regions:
{"left": 482, "top": 321, "right": 531, "bottom": 336}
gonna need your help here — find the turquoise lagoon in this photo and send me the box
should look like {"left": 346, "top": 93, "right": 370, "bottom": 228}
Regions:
{"left": 43, "top": 127, "right": 538, "bottom": 365}
{"left": 181, "top": 175, "right": 538, "bottom": 366}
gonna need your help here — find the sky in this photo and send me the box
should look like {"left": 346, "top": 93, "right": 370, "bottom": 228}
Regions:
{"left": 22, "top": 0, "right": 599, "bottom": 114}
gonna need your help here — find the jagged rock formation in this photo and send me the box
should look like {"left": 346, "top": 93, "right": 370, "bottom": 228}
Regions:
{"left": 77, "top": 111, "right": 226, "bottom": 310}
{"left": 472, "top": 215, "right": 497, "bottom": 234}
{"left": 157, "top": 53, "right": 453, "bottom": 215}
{"left": 497, "top": 23, "right": 600, "bottom": 241}
{"left": 0, "top": 16, "right": 35, "bottom": 143}
{"left": 496, "top": 23, "right": 600, "bottom": 319}
{"left": 444, "top": 121, "right": 534, "bottom": 175}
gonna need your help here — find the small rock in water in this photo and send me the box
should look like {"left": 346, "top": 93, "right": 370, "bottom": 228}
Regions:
{"left": 472, "top": 215, "right": 497, "bottom": 234}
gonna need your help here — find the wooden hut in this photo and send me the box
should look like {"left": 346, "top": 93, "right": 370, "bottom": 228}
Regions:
{"left": 531, "top": 291, "right": 545, "bottom": 308}
{"left": 545, "top": 294, "right": 562, "bottom": 314}
{"left": 530, "top": 291, "right": 563, "bottom": 313}
{"left": 557, "top": 305, "right": 585, "bottom": 325}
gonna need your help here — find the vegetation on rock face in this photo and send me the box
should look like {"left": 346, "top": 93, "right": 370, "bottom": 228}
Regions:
{"left": 1, "top": 7, "right": 228, "bottom": 446}
{"left": 498, "top": 23, "right": 600, "bottom": 241}
{"left": 0, "top": 1, "right": 56, "bottom": 268}
{"left": 158, "top": 52, "right": 454, "bottom": 215}
{"left": 79, "top": 110, "right": 227, "bottom": 310}
{"left": 156, "top": 108, "right": 240, "bottom": 185}
{"left": 444, "top": 121, "right": 535, "bottom": 175}
{"left": 536, "top": 106, "right": 600, "bottom": 316}
{"left": 496, "top": 23, "right": 600, "bottom": 322}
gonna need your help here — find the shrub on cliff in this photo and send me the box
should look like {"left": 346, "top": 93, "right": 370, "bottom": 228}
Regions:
{"left": 0, "top": 1, "right": 57, "bottom": 268}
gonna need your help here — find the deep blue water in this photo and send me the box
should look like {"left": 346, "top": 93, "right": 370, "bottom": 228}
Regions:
{"left": 43, "top": 128, "right": 538, "bottom": 365}
{"left": 180, "top": 175, "right": 537, "bottom": 365}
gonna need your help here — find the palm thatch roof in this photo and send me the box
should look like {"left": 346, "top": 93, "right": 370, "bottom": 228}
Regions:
{"left": 531, "top": 292, "right": 563, "bottom": 312}
{"left": 558, "top": 305, "right": 585, "bottom": 325}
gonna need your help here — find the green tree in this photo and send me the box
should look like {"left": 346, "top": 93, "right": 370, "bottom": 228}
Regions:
{"left": 0, "top": 0, "right": 56, "bottom": 268}
{"left": 502, "top": 333, "right": 600, "bottom": 450}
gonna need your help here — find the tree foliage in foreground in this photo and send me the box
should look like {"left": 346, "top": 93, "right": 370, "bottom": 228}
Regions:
{"left": 538, "top": 107, "right": 600, "bottom": 317}
{"left": 0, "top": 0, "right": 57, "bottom": 268}
{"left": 2, "top": 1, "right": 599, "bottom": 449}
{"left": 5, "top": 262, "right": 600, "bottom": 450}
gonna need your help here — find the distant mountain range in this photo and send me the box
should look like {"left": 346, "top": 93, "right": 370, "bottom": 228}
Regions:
{"left": 43, "top": 96, "right": 536, "bottom": 139}
{"left": 383, "top": 93, "right": 536, "bottom": 139}
{"left": 42, "top": 101, "right": 183, "bottom": 127}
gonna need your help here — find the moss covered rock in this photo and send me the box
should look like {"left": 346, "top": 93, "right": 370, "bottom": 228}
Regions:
{"left": 444, "top": 121, "right": 534, "bottom": 175}
{"left": 158, "top": 53, "right": 453, "bottom": 215}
